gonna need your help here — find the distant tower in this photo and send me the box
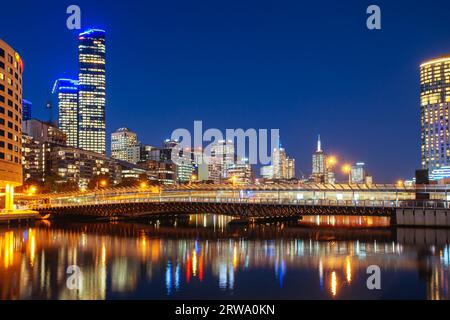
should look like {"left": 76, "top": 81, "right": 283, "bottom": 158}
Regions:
{"left": 311, "top": 135, "right": 326, "bottom": 182}
{"left": 272, "top": 147, "right": 287, "bottom": 179}
{"left": 78, "top": 29, "right": 106, "bottom": 154}
{"left": 22, "top": 99, "right": 32, "bottom": 121}
{"left": 53, "top": 79, "right": 79, "bottom": 147}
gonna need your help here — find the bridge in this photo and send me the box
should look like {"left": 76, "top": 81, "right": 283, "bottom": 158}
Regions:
{"left": 20, "top": 183, "right": 450, "bottom": 225}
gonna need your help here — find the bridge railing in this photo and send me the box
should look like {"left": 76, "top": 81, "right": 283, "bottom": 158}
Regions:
{"left": 28, "top": 191, "right": 450, "bottom": 211}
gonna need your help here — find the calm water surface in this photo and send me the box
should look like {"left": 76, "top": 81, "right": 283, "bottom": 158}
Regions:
{"left": 0, "top": 214, "right": 449, "bottom": 300}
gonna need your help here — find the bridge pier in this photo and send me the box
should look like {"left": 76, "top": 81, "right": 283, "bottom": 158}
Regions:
{"left": 395, "top": 208, "right": 450, "bottom": 227}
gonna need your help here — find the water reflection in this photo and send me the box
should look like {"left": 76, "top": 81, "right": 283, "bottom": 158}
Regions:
{"left": 0, "top": 214, "right": 449, "bottom": 300}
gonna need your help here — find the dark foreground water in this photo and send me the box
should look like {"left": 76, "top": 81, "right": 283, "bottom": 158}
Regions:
{"left": 0, "top": 214, "right": 449, "bottom": 300}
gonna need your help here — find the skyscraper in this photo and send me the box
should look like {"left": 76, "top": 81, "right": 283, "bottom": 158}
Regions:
{"left": 311, "top": 135, "right": 326, "bottom": 182}
{"left": 78, "top": 29, "right": 106, "bottom": 154}
{"left": 22, "top": 99, "right": 32, "bottom": 121}
{"left": 111, "top": 127, "right": 140, "bottom": 164}
{"left": 351, "top": 162, "right": 366, "bottom": 184}
{"left": 286, "top": 157, "right": 295, "bottom": 179}
{"left": 53, "top": 79, "right": 79, "bottom": 147}
{"left": 0, "top": 39, "right": 23, "bottom": 211}
{"left": 420, "top": 56, "right": 450, "bottom": 172}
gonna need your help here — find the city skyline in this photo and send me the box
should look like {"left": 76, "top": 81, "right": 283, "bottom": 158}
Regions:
{"left": 3, "top": 1, "right": 450, "bottom": 305}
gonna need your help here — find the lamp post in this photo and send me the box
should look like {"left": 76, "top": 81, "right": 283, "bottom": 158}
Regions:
{"left": 342, "top": 164, "right": 352, "bottom": 184}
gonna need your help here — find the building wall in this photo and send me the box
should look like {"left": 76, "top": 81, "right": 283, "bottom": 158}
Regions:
{"left": 0, "top": 39, "right": 23, "bottom": 188}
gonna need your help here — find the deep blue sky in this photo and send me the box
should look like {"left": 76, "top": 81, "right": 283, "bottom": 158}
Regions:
{"left": 2, "top": 0, "right": 450, "bottom": 182}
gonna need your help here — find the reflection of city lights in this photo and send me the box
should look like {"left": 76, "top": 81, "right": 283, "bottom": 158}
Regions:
{"left": 233, "top": 245, "right": 238, "bottom": 269}
{"left": 319, "top": 259, "right": 324, "bottom": 289}
{"left": 331, "top": 271, "right": 338, "bottom": 297}
{"left": 199, "top": 256, "right": 204, "bottom": 282}
{"left": 192, "top": 250, "right": 197, "bottom": 277}
{"left": 29, "top": 229, "right": 36, "bottom": 266}
{"left": 101, "top": 244, "right": 106, "bottom": 265}
{"left": 165, "top": 261, "right": 172, "bottom": 295}
{"left": 345, "top": 257, "right": 352, "bottom": 283}
{"left": 3, "top": 232, "right": 14, "bottom": 269}
{"left": 186, "top": 257, "right": 191, "bottom": 283}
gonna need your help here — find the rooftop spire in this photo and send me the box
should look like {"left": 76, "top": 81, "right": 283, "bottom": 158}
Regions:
{"left": 317, "top": 135, "right": 322, "bottom": 152}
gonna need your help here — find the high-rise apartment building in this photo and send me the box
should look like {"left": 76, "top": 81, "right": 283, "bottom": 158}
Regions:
{"left": 111, "top": 128, "right": 140, "bottom": 164}
{"left": 0, "top": 39, "right": 23, "bottom": 211}
{"left": 53, "top": 79, "right": 79, "bottom": 147}
{"left": 78, "top": 29, "right": 106, "bottom": 154}
{"left": 420, "top": 56, "right": 450, "bottom": 171}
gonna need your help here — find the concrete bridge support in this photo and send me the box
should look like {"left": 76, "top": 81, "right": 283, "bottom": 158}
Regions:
{"left": 395, "top": 208, "right": 450, "bottom": 227}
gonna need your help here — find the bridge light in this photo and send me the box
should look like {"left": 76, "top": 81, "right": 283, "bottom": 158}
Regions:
{"left": 397, "top": 180, "right": 404, "bottom": 187}
{"left": 191, "top": 174, "right": 197, "bottom": 181}
{"left": 100, "top": 180, "right": 107, "bottom": 187}
{"left": 140, "top": 182, "right": 148, "bottom": 189}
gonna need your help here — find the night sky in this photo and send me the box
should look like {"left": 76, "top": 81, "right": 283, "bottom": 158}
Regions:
{"left": 2, "top": 0, "right": 450, "bottom": 182}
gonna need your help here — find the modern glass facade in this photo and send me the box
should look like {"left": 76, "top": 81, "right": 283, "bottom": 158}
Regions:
{"left": 53, "top": 79, "right": 79, "bottom": 147}
{"left": 420, "top": 56, "right": 450, "bottom": 171}
{"left": 0, "top": 39, "right": 23, "bottom": 211}
{"left": 78, "top": 29, "right": 106, "bottom": 155}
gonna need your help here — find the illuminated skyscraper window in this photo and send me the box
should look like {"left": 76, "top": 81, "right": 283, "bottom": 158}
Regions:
{"left": 78, "top": 29, "right": 106, "bottom": 155}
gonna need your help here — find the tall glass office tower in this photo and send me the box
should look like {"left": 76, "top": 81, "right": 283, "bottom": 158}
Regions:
{"left": 78, "top": 29, "right": 106, "bottom": 154}
{"left": 53, "top": 79, "right": 79, "bottom": 147}
{"left": 420, "top": 56, "right": 450, "bottom": 171}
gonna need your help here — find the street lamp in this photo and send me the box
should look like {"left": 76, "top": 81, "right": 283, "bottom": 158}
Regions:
{"left": 28, "top": 185, "right": 37, "bottom": 196}
{"left": 342, "top": 164, "right": 352, "bottom": 184}
{"left": 327, "top": 156, "right": 337, "bottom": 168}
{"left": 140, "top": 181, "right": 148, "bottom": 189}
{"left": 96, "top": 179, "right": 108, "bottom": 189}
